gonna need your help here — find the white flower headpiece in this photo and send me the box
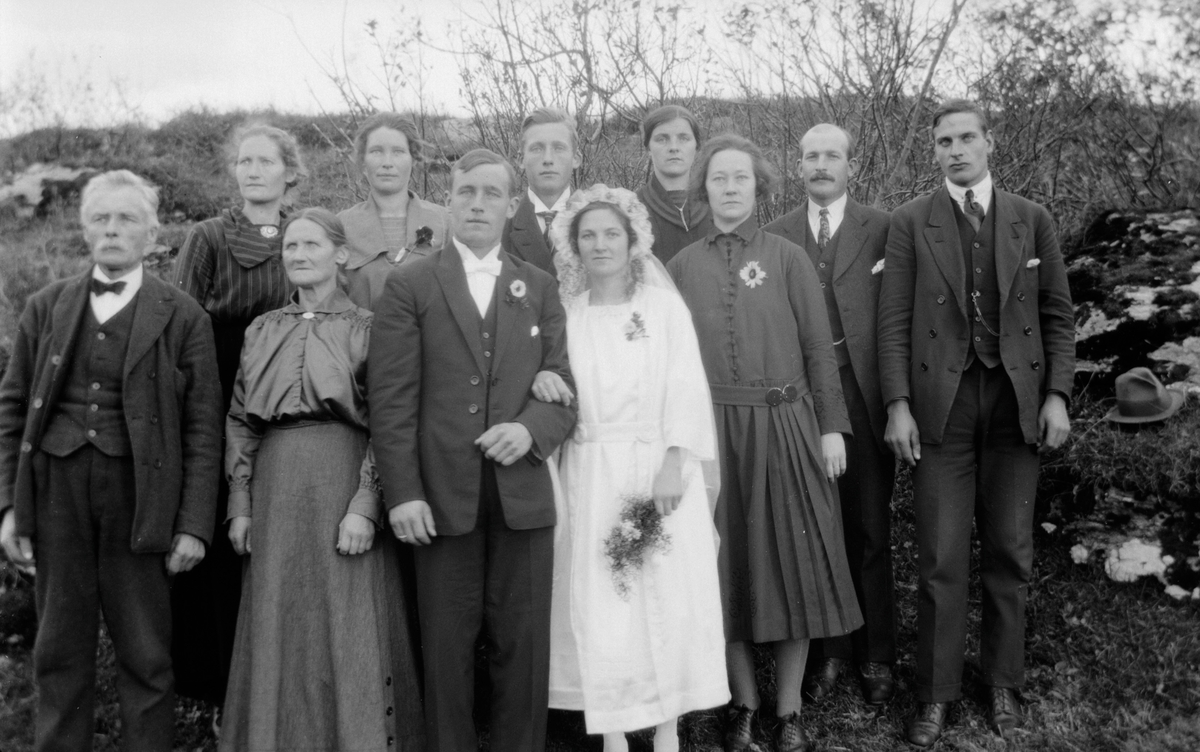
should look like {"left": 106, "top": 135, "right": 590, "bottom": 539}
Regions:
{"left": 550, "top": 184, "right": 656, "bottom": 300}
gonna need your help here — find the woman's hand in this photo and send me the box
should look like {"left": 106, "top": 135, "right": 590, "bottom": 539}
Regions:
{"left": 228, "top": 516, "right": 252, "bottom": 556}
{"left": 652, "top": 448, "right": 684, "bottom": 516}
{"left": 337, "top": 512, "right": 375, "bottom": 556}
{"left": 532, "top": 370, "right": 574, "bottom": 406}
{"left": 820, "top": 432, "right": 847, "bottom": 482}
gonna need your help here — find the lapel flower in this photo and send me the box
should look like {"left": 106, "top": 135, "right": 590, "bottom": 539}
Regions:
{"left": 871, "top": 259, "right": 886, "bottom": 275}
{"left": 739, "top": 260, "right": 767, "bottom": 288}
{"left": 1026, "top": 258, "right": 1041, "bottom": 269}
{"left": 506, "top": 278, "right": 530, "bottom": 309}
{"left": 624, "top": 311, "right": 648, "bottom": 341}
{"left": 397, "top": 226, "right": 435, "bottom": 263}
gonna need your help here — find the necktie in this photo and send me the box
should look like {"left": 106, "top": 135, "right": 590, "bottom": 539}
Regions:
{"left": 818, "top": 208, "right": 831, "bottom": 249}
{"left": 462, "top": 255, "right": 502, "bottom": 278}
{"left": 537, "top": 211, "right": 557, "bottom": 251}
{"left": 91, "top": 278, "right": 126, "bottom": 296}
{"left": 964, "top": 189, "right": 985, "bottom": 232}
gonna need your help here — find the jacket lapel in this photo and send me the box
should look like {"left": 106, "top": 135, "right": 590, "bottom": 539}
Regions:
{"left": 923, "top": 188, "right": 967, "bottom": 318}
{"left": 123, "top": 274, "right": 175, "bottom": 379}
{"left": 834, "top": 198, "right": 868, "bottom": 282}
{"left": 433, "top": 244, "right": 489, "bottom": 375}
{"left": 992, "top": 189, "right": 1026, "bottom": 311}
{"left": 341, "top": 198, "right": 390, "bottom": 270}
{"left": 41, "top": 272, "right": 92, "bottom": 419}
{"left": 510, "top": 197, "right": 550, "bottom": 260}
{"left": 491, "top": 254, "right": 520, "bottom": 373}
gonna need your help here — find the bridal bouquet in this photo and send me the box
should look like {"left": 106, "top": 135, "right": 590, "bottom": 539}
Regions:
{"left": 603, "top": 493, "right": 672, "bottom": 600}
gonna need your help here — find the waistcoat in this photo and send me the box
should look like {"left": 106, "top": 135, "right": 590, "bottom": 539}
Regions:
{"left": 953, "top": 201, "right": 1000, "bottom": 369}
{"left": 804, "top": 224, "right": 850, "bottom": 367}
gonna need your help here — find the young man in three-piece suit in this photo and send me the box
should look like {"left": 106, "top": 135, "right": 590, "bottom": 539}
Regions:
{"left": 502, "top": 107, "right": 580, "bottom": 277}
{"left": 0, "top": 170, "right": 222, "bottom": 752}
{"left": 369, "top": 148, "right": 577, "bottom": 752}
{"left": 763, "top": 123, "right": 898, "bottom": 709}
{"left": 877, "top": 100, "right": 1074, "bottom": 746}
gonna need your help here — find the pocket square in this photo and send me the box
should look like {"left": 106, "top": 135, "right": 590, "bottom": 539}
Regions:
{"left": 871, "top": 259, "right": 885, "bottom": 275}
{"left": 1026, "top": 258, "right": 1041, "bottom": 269}
{"left": 531, "top": 325, "right": 540, "bottom": 337}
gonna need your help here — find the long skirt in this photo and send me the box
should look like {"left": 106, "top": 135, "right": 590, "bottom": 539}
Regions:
{"left": 219, "top": 421, "right": 425, "bottom": 752}
{"left": 716, "top": 396, "right": 864, "bottom": 643}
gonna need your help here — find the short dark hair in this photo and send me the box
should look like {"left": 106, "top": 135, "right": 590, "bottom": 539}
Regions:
{"left": 641, "top": 105, "right": 702, "bottom": 149}
{"left": 452, "top": 148, "right": 520, "bottom": 198}
{"left": 283, "top": 207, "right": 347, "bottom": 248}
{"left": 932, "top": 99, "right": 991, "bottom": 133}
{"left": 521, "top": 107, "right": 577, "bottom": 151}
{"left": 689, "top": 133, "right": 780, "bottom": 206}
{"left": 799, "top": 123, "right": 857, "bottom": 162}
{"left": 352, "top": 113, "right": 425, "bottom": 165}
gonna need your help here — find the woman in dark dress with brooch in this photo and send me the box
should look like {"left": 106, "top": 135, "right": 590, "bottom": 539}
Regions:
{"left": 666, "top": 134, "right": 863, "bottom": 752}
{"left": 170, "top": 123, "right": 305, "bottom": 718}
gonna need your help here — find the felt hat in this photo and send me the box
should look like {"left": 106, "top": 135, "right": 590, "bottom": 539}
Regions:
{"left": 1104, "top": 367, "right": 1186, "bottom": 423}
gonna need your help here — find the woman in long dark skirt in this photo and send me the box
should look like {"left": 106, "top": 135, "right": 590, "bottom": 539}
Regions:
{"left": 666, "top": 134, "right": 863, "bottom": 752}
{"left": 169, "top": 123, "right": 303, "bottom": 715}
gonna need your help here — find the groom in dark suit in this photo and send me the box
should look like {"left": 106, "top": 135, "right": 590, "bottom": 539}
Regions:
{"left": 369, "top": 148, "right": 576, "bottom": 751}
{"left": 877, "top": 100, "right": 1074, "bottom": 745}
{"left": 763, "top": 123, "right": 897, "bottom": 707}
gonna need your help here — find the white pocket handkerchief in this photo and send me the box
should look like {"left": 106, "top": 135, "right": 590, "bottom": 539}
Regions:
{"left": 531, "top": 325, "right": 540, "bottom": 337}
{"left": 871, "top": 259, "right": 885, "bottom": 275}
{"left": 1026, "top": 258, "right": 1041, "bottom": 269}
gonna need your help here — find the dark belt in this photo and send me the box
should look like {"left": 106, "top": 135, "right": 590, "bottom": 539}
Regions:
{"left": 710, "top": 383, "right": 803, "bottom": 407}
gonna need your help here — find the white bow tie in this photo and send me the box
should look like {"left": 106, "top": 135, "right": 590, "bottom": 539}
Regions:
{"left": 463, "top": 256, "right": 502, "bottom": 277}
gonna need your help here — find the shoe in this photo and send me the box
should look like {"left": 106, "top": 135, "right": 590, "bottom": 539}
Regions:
{"left": 858, "top": 662, "right": 895, "bottom": 705}
{"left": 801, "top": 656, "right": 845, "bottom": 702}
{"left": 723, "top": 704, "right": 755, "bottom": 752}
{"left": 776, "top": 711, "right": 808, "bottom": 752}
{"left": 906, "top": 702, "right": 949, "bottom": 747}
{"left": 986, "top": 686, "right": 1023, "bottom": 737}
{"left": 211, "top": 707, "right": 222, "bottom": 740}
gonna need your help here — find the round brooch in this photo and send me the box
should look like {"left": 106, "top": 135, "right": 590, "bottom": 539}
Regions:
{"left": 259, "top": 225, "right": 279, "bottom": 239}
{"left": 302, "top": 312, "right": 315, "bottom": 320}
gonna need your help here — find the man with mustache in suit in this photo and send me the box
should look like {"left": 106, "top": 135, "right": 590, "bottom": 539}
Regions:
{"left": 763, "top": 123, "right": 897, "bottom": 709}
{"left": 877, "top": 100, "right": 1074, "bottom": 745}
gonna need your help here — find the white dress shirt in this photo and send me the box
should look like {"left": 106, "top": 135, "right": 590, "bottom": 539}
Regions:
{"left": 454, "top": 238, "right": 503, "bottom": 317}
{"left": 807, "top": 192, "right": 848, "bottom": 240}
{"left": 945, "top": 172, "right": 994, "bottom": 216}
{"left": 90, "top": 263, "right": 143, "bottom": 324}
{"left": 528, "top": 188, "right": 571, "bottom": 234}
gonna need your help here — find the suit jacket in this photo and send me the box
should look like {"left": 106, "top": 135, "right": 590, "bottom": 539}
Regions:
{"left": 0, "top": 269, "right": 223, "bottom": 552}
{"left": 502, "top": 196, "right": 557, "bottom": 277}
{"left": 763, "top": 196, "right": 891, "bottom": 444}
{"left": 368, "top": 242, "right": 576, "bottom": 535}
{"left": 877, "top": 186, "right": 1075, "bottom": 445}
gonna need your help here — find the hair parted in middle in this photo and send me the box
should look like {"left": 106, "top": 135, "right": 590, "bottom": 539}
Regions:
{"left": 548, "top": 184, "right": 656, "bottom": 300}
{"left": 352, "top": 112, "right": 426, "bottom": 166}
{"left": 689, "top": 133, "right": 781, "bottom": 206}
{"left": 641, "top": 104, "right": 702, "bottom": 148}
{"left": 452, "top": 148, "right": 520, "bottom": 198}
{"left": 520, "top": 107, "right": 578, "bottom": 151}
{"left": 225, "top": 123, "right": 308, "bottom": 191}
{"left": 282, "top": 207, "right": 348, "bottom": 249}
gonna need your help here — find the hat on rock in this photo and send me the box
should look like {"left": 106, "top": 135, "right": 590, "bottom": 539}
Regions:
{"left": 1103, "top": 367, "right": 1186, "bottom": 423}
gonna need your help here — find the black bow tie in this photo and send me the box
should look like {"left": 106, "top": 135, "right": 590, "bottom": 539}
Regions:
{"left": 91, "top": 278, "right": 127, "bottom": 296}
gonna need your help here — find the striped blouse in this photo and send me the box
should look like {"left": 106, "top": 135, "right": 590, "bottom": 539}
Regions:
{"left": 173, "top": 206, "right": 293, "bottom": 324}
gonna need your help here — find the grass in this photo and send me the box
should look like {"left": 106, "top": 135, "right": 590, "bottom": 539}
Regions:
{"left": 3, "top": 477, "right": 1198, "bottom": 751}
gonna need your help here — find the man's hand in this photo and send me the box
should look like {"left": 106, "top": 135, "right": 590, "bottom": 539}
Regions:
{"left": 165, "top": 533, "right": 206, "bottom": 574}
{"left": 652, "top": 448, "right": 684, "bottom": 516}
{"left": 337, "top": 512, "right": 375, "bottom": 555}
{"left": 821, "top": 432, "right": 847, "bottom": 481}
{"left": 532, "top": 371, "right": 575, "bottom": 406}
{"left": 228, "top": 516, "right": 252, "bottom": 556}
{"left": 389, "top": 500, "right": 437, "bottom": 546}
{"left": 1038, "top": 392, "right": 1071, "bottom": 452}
{"left": 0, "top": 508, "right": 34, "bottom": 573}
{"left": 885, "top": 399, "right": 922, "bottom": 466}
{"left": 475, "top": 422, "right": 534, "bottom": 466}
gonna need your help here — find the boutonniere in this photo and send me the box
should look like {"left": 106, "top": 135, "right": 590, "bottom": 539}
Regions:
{"left": 871, "top": 259, "right": 885, "bottom": 275}
{"left": 624, "top": 311, "right": 648, "bottom": 341}
{"left": 739, "top": 260, "right": 767, "bottom": 289}
{"left": 1026, "top": 258, "right": 1041, "bottom": 269}
{"left": 395, "top": 226, "right": 434, "bottom": 263}
{"left": 506, "top": 279, "right": 530, "bottom": 309}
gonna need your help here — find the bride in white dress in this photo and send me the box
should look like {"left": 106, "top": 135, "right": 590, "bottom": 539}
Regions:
{"left": 534, "top": 185, "right": 728, "bottom": 752}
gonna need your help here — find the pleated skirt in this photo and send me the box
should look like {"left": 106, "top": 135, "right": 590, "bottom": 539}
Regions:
{"left": 219, "top": 421, "right": 425, "bottom": 752}
{"left": 715, "top": 396, "right": 864, "bottom": 643}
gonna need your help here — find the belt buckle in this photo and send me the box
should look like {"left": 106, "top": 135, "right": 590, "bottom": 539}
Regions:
{"left": 765, "top": 387, "right": 783, "bottom": 407}
{"left": 782, "top": 384, "right": 798, "bottom": 403}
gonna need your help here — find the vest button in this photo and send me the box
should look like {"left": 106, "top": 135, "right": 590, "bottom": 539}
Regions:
{"left": 468, "top": 404, "right": 479, "bottom": 414}
{"left": 97, "top": 332, "right": 106, "bottom": 340}
{"left": 819, "top": 262, "right": 826, "bottom": 268}
{"left": 87, "top": 429, "right": 97, "bottom": 438}
{"left": 975, "top": 267, "right": 983, "bottom": 274}
{"left": 149, "top": 371, "right": 156, "bottom": 379}
{"left": 820, "top": 282, "right": 826, "bottom": 288}
{"left": 1032, "top": 361, "right": 1040, "bottom": 370}
{"left": 483, "top": 332, "right": 490, "bottom": 339}
{"left": 51, "top": 355, "right": 62, "bottom": 366}
{"left": 150, "top": 415, "right": 159, "bottom": 424}
{"left": 936, "top": 295, "right": 946, "bottom": 304}
{"left": 1024, "top": 326, "right": 1033, "bottom": 335}
{"left": 154, "top": 460, "right": 163, "bottom": 468}
{"left": 470, "top": 376, "right": 480, "bottom": 386}
{"left": 33, "top": 398, "right": 43, "bottom": 409}
{"left": 484, "top": 351, "right": 492, "bottom": 358}
{"left": 974, "top": 242, "right": 981, "bottom": 249}
{"left": 92, "top": 382, "right": 101, "bottom": 390}
{"left": 974, "top": 336, "right": 982, "bottom": 342}
{"left": 21, "top": 441, "right": 32, "bottom": 453}
{"left": 929, "top": 329, "right": 937, "bottom": 338}
{"left": 1017, "top": 292, "right": 1026, "bottom": 301}
{"left": 386, "top": 707, "right": 394, "bottom": 716}
{"left": 90, "top": 404, "right": 99, "bottom": 412}
{"left": 920, "top": 362, "right": 929, "bottom": 371}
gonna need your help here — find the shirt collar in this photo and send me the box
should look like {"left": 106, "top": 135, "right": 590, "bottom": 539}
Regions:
{"left": 807, "top": 192, "right": 848, "bottom": 230}
{"left": 453, "top": 237, "right": 503, "bottom": 266}
{"left": 92, "top": 262, "right": 144, "bottom": 293}
{"left": 706, "top": 214, "right": 759, "bottom": 246}
{"left": 528, "top": 188, "right": 570, "bottom": 215}
{"left": 945, "top": 172, "right": 993, "bottom": 214}
{"left": 283, "top": 287, "right": 356, "bottom": 315}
